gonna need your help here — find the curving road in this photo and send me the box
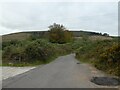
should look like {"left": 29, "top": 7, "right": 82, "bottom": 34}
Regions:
{"left": 2, "top": 54, "right": 118, "bottom": 88}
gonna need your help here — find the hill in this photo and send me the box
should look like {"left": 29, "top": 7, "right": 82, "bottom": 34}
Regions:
{"left": 2, "top": 30, "right": 112, "bottom": 42}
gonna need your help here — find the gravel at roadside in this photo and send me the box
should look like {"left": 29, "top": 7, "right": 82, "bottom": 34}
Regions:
{"left": 1, "top": 66, "right": 36, "bottom": 80}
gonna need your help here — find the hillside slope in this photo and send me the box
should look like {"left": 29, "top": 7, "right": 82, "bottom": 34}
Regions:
{"left": 2, "top": 31, "right": 112, "bottom": 42}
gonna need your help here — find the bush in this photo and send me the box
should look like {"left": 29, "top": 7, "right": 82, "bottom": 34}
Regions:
{"left": 2, "top": 40, "right": 22, "bottom": 50}
{"left": 3, "top": 45, "right": 25, "bottom": 64}
{"left": 2, "top": 39, "right": 54, "bottom": 65}
{"left": 48, "top": 23, "right": 73, "bottom": 44}
{"left": 95, "top": 43, "right": 120, "bottom": 76}
{"left": 2, "top": 38, "right": 73, "bottom": 66}
{"left": 25, "top": 39, "right": 55, "bottom": 62}
{"left": 75, "top": 38, "right": 120, "bottom": 77}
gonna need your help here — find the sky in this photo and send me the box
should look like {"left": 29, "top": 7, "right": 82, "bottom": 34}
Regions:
{"left": 0, "top": 1, "right": 118, "bottom": 36}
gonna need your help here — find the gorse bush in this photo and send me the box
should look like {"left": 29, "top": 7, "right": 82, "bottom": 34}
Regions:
{"left": 75, "top": 38, "right": 120, "bottom": 77}
{"left": 25, "top": 39, "right": 56, "bottom": 62}
{"left": 95, "top": 43, "right": 120, "bottom": 76}
{"left": 2, "top": 38, "right": 73, "bottom": 66}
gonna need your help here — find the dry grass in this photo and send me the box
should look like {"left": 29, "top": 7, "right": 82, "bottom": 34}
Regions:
{"left": 2, "top": 31, "right": 113, "bottom": 42}
{"left": 2, "top": 32, "right": 30, "bottom": 42}
{"left": 89, "top": 36, "right": 113, "bottom": 41}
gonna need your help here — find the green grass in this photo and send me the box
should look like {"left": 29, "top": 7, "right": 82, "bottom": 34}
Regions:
{"left": 75, "top": 56, "right": 93, "bottom": 64}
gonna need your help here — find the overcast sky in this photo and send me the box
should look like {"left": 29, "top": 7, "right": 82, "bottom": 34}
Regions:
{"left": 0, "top": 1, "right": 118, "bottom": 36}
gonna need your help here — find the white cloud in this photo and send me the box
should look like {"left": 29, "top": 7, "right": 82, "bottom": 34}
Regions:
{"left": 0, "top": 0, "right": 119, "bottom": 3}
{"left": 0, "top": 25, "right": 21, "bottom": 35}
{"left": 0, "top": 2, "right": 118, "bottom": 36}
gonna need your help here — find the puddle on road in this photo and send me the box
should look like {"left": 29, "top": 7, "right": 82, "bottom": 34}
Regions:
{"left": 91, "top": 77, "right": 120, "bottom": 86}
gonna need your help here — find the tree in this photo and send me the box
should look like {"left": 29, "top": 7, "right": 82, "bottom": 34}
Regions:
{"left": 48, "top": 23, "right": 73, "bottom": 44}
{"left": 103, "top": 33, "right": 109, "bottom": 36}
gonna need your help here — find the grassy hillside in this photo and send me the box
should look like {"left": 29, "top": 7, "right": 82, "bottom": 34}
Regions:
{"left": 2, "top": 32, "right": 31, "bottom": 42}
{"left": 2, "top": 30, "right": 112, "bottom": 42}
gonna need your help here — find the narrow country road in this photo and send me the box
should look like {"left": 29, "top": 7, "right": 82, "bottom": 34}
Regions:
{"left": 2, "top": 54, "right": 118, "bottom": 88}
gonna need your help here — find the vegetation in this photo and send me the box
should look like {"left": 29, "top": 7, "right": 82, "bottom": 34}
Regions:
{"left": 2, "top": 23, "right": 119, "bottom": 77}
{"left": 2, "top": 32, "right": 30, "bottom": 42}
{"left": 48, "top": 23, "right": 73, "bottom": 44}
{"left": 2, "top": 38, "right": 73, "bottom": 66}
{"left": 2, "top": 31, "right": 110, "bottom": 42}
{"left": 75, "top": 38, "right": 120, "bottom": 77}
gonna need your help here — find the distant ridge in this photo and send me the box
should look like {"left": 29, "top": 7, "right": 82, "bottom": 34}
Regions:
{"left": 2, "top": 30, "right": 109, "bottom": 42}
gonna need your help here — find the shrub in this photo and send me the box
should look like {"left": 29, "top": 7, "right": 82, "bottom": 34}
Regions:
{"left": 2, "top": 38, "right": 73, "bottom": 66}
{"left": 95, "top": 43, "right": 120, "bottom": 76}
{"left": 48, "top": 23, "right": 73, "bottom": 44}
{"left": 3, "top": 45, "right": 25, "bottom": 64}
{"left": 24, "top": 39, "right": 56, "bottom": 62}
{"left": 2, "top": 40, "right": 22, "bottom": 50}
{"left": 75, "top": 38, "right": 120, "bottom": 77}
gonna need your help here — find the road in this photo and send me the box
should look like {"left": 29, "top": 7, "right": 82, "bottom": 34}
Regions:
{"left": 2, "top": 54, "right": 118, "bottom": 88}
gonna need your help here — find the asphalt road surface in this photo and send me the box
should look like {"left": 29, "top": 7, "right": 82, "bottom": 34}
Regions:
{"left": 2, "top": 54, "right": 118, "bottom": 88}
